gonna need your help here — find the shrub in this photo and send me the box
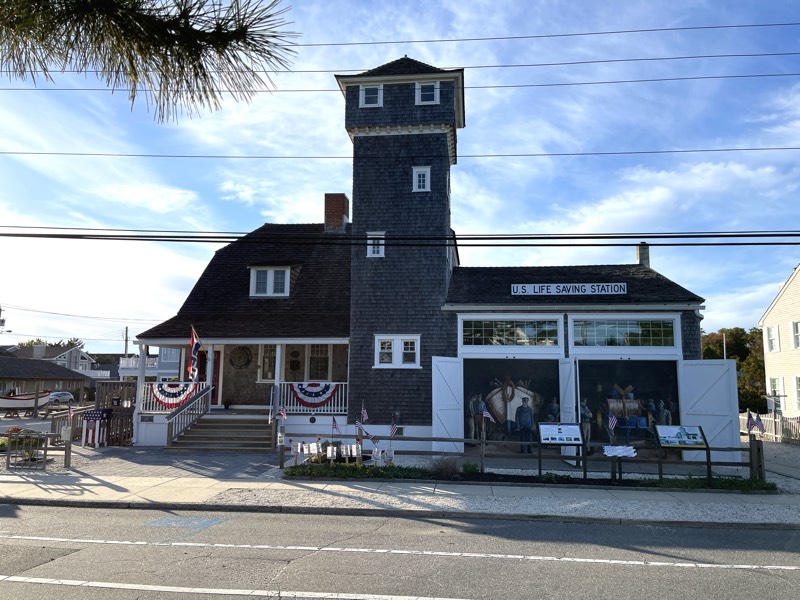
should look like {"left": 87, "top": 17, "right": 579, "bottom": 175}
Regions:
{"left": 429, "top": 456, "right": 462, "bottom": 480}
{"left": 462, "top": 462, "right": 479, "bottom": 474}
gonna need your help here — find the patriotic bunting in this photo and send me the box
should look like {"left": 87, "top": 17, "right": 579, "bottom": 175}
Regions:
{"left": 290, "top": 383, "right": 339, "bottom": 408}
{"left": 149, "top": 383, "right": 196, "bottom": 408}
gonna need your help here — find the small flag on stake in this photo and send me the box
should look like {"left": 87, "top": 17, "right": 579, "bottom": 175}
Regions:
{"left": 390, "top": 421, "right": 398, "bottom": 438}
{"left": 279, "top": 405, "right": 287, "bottom": 421}
{"left": 747, "top": 411, "right": 756, "bottom": 432}
{"left": 355, "top": 419, "right": 363, "bottom": 430}
{"left": 754, "top": 413, "right": 766, "bottom": 434}
{"left": 361, "top": 407, "right": 369, "bottom": 422}
{"left": 482, "top": 409, "right": 495, "bottom": 423}
{"left": 608, "top": 413, "right": 618, "bottom": 432}
{"left": 332, "top": 416, "right": 341, "bottom": 435}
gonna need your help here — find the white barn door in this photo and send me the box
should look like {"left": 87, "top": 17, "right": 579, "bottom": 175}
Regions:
{"left": 559, "top": 358, "right": 577, "bottom": 460}
{"left": 432, "top": 356, "right": 464, "bottom": 453}
{"left": 678, "top": 359, "right": 740, "bottom": 462}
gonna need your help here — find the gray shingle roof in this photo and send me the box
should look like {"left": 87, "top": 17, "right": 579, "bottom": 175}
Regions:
{"left": 0, "top": 356, "right": 92, "bottom": 381}
{"left": 340, "top": 56, "right": 449, "bottom": 79}
{"left": 446, "top": 264, "right": 704, "bottom": 306}
{"left": 137, "top": 223, "right": 351, "bottom": 340}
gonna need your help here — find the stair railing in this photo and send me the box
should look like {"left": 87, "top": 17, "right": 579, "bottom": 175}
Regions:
{"left": 166, "top": 385, "right": 214, "bottom": 446}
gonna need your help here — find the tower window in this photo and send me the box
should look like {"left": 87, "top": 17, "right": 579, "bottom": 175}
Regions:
{"left": 416, "top": 82, "right": 439, "bottom": 105}
{"left": 360, "top": 84, "right": 383, "bottom": 107}
{"left": 412, "top": 166, "right": 431, "bottom": 192}
{"left": 367, "top": 232, "right": 385, "bottom": 258}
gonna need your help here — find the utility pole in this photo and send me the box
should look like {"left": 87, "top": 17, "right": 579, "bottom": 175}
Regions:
{"left": 124, "top": 327, "right": 129, "bottom": 357}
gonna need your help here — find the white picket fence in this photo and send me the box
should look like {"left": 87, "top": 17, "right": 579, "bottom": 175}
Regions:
{"left": 740, "top": 412, "right": 800, "bottom": 446}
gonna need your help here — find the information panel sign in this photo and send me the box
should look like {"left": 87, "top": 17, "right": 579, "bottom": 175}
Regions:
{"left": 655, "top": 425, "right": 707, "bottom": 449}
{"left": 538, "top": 423, "right": 583, "bottom": 446}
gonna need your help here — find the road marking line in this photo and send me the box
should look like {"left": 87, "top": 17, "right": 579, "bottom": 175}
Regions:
{"left": 0, "top": 575, "right": 469, "bottom": 599}
{"left": 0, "top": 534, "right": 797, "bottom": 571}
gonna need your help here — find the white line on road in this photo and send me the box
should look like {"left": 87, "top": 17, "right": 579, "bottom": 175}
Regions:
{"left": 0, "top": 533, "right": 797, "bottom": 572}
{"left": 0, "top": 575, "right": 470, "bottom": 599}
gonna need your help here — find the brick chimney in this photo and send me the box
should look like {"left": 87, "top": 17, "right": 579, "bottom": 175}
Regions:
{"left": 324, "top": 193, "right": 350, "bottom": 231}
{"left": 636, "top": 242, "right": 650, "bottom": 267}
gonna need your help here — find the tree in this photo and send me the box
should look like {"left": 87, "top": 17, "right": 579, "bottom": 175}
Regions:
{"left": 18, "top": 337, "right": 85, "bottom": 348}
{"left": 1, "top": 0, "right": 298, "bottom": 121}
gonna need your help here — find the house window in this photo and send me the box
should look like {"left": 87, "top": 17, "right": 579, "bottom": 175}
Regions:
{"left": 793, "top": 322, "right": 800, "bottom": 349}
{"left": 250, "top": 267, "right": 290, "bottom": 297}
{"left": 309, "top": 344, "right": 330, "bottom": 380}
{"left": 769, "top": 377, "right": 783, "bottom": 414}
{"left": 416, "top": 81, "right": 439, "bottom": 104}
{"left": 462, "top": 320, "right": 559, "bottom": 346}
{"left": 374, "top": 335, "right": 421, "bottom": 368}
{"left": 359, "top": 84, "right": 383, "bottom": 107}
{"left": 412, "top": 166, "right": 431, "bottom": 192}
{"left": 367, "top": 232, "right": 385, "bottom": 258}
{"left": 796, "top": 376, "right": 800, "bottom": 411}
{"left": 766, "top": 326, "right": 779, "bottom": 352}
{"left": 573, "top": 319, "right": 675, "bottom": 347}
{"left": 160, "top": 348, "right": 180, "bottom": 362}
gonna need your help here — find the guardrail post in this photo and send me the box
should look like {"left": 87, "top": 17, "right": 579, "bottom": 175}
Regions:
{"left": 166, "top": 421, "right": 173, "bottom": 447}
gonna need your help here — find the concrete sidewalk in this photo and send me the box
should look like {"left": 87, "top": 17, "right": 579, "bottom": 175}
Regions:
{"left": 1, "top": 437, "right": 799, "bottom": 529}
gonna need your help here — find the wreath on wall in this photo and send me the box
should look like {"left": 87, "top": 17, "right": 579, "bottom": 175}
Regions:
{"left": 228, "top": 346, "right": 252, "bottom": 369}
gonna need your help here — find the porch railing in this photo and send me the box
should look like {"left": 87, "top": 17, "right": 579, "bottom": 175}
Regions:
{"left": 139, "top": 381, "right": 209, "bottom": 413}
{"left": 166, "top": 385, "right": 214, "bottom": 445}
{"left": 276, "top": 382, "right": 348, "bottom": 415}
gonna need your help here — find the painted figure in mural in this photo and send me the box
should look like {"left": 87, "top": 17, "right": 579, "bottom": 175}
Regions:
{"left": 465, "top": 393, "right": 477, "bottom": 441}
{"left": 580, "top": 398, "right": 593, "bottom": 454}
{"left": 515, "top": 396, "right": 534, "bottom": 453}
{"left": 657, "top": 399, "right": 672, "bottom": 425}
{"left": 545, "top": 397, "right": 560, "bottom": 422}
{"left": 473, "top": 394, "right": 487, "bottom": 438}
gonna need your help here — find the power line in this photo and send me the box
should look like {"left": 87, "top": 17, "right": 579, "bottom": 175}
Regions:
{"left": 291, "top": 22, "right": 800, "bottom": 47}
{"left": 2, "top": 146, "right": 800, "bottom": 160}
{"left": 4, "top": 71, "right": 800, "bottom": 93}
{"left": 0, "top": 302, "right": 161, "bottom": 324}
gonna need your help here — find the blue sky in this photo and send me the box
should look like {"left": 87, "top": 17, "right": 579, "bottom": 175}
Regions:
{"left": 2, "top": 0, "right": 800, "bottom": 354}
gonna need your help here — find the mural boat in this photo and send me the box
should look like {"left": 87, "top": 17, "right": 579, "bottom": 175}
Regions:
{"left": 0, "top": 391, "right": 51, "bottom": 410}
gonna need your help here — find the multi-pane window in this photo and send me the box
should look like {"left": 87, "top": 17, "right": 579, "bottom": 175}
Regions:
{"left": 309, "top": 344, "right": 330, "bottom": 380}
{"left": 416, "top": 81, "right": 439, "bottom": 104}
{"left": 462, "top": 320, "right": 559, "bottom": 346}
{"left": 379, "top": 340, "right": 393, "bottom": 364}
{"left": 573, "top": 320, "right": 675, "bottom": 347}
{"left": 360, "top": 84, "right": 382, "bottom": 107}
{"left": 367, "top": 232, "right": 385, "bottom": 258}
{"left": 793, "top": 322, "right": 800, "bottom": 349}
{"left": 261, "top": 345, "right": 277, "bottom": 380}
{"left": 251, "top": 268, "right": 290, "bottom": 297}
{"left": 375, "top": 335, "right": 420, "bottom": 368}
{"left": 412, "top": 166, "right": 431, "bottom": 192}
{"left": 769, "top": 377, "right": 783, "bottom": 414}
{"left": 796, "top": 377, "right": 800, "bottom": 411}
{"left": 766, "top": 326, "right": 779, "bottom": 352}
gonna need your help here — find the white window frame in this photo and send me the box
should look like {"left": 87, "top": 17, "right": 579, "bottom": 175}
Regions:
{"left": 793, "top": 321, "right": 800, "bottom": 350}
{"left": 412, "top": 166, "right": 431, "bottom": 192}
{"left": 457, "top": 313, "right": 564, "bottom": 358}
{"left": 769, "top": 377, "right": 783, "bottom": 414}
{"left": 415, "top": 81, "right": 440, "bottom": 105}
{"left": 568, "top": 313, "right": 682, "bottom": 359}
{"left": 766, "top": 325, "right": 780, "bottom": 353}
{"left": 250, "top": 267, "right": 290, "bottom": 297}
{"left": 374, "top": 334, "right": 421, "bottom": 369}
{"left": 367, "top": 231, "right": 385, "bottom": 258}
{"left": 359, "top": 84, "right": 383, "bottom": 107}
{"left": 795, "top": 376, "right": 800, "bottom": 411}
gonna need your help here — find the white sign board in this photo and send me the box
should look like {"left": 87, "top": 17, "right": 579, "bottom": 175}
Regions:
{"left": 512, "top": 283, "right": 627, "bottom": 296}
{"left": 539, "top": 423, "right": 583, "bottom": 446}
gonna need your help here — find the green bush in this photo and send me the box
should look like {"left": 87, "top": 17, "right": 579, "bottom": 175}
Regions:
{"left": 462, "top": 462, "right": 479, "bottom": 474}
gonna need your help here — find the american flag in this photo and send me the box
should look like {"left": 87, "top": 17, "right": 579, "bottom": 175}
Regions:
{"left": 754, "top": 413, "right": 766, "bottom": 434}
{"left": 187, "top": 325, "right": 202, "bottom": 382}
{"left": 747, "top": 411, "right": 756, "bottom": 432}
{"left": 365, "top": 431, "right": 379, "bottom": 445}
{"left": 361, "top": 407, "right": 369, "bottom": 422}
{"left": 279, "top": 405, "right": 287, "bottom": 421}
{"left": 482, "top": 409, "right": 495, "bottom": 423}
{"left": 390, "top": 422, "right": 398, "bottom": 438}
{"left": 332, "top": 416, "right": 341, "bottom": 434}
{"left": 67, "top": 401, "right": 74, "bottom": 422}
{"left": 608, "top": 413, "right": 618, "bottom": 432}
{"left": 355, "top": 419, "right": 363, "bottom": 430}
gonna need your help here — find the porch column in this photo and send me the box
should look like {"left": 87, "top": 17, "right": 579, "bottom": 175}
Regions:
{"left": 207, "top": 344, "right": 215, "bottom": 403}
{"left": 132, "top": 343, "right": 147, "bottom": 444}
{"left": 275, "top": 344, "right": 284, "bottom": 410}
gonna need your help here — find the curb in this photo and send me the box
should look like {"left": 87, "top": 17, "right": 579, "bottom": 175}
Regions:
{"left": 5, "top": 496, "right": 800, "bottom": 530}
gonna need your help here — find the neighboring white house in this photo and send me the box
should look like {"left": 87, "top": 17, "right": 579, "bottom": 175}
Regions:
{"left": 759, "top": 263, "right": 800, "bottom": 417}
{"left": 118, "top": 347, "right": 181, "bottom": 381}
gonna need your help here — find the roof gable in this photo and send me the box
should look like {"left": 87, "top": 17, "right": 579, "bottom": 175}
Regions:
{"left": 759, "top": 263, "right": 800, "bottom": 325}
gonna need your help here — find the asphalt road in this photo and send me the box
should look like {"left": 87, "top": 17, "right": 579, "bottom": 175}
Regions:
{"left": 1, "top": 505, "right": 798, "bottom": 599}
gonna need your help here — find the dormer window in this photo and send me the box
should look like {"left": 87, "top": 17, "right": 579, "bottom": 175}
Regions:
{"left": 250, "top": 267, "right": 290, "bottom": 297}
{"left": 416, "top": 81, "right": 439, "bottom": 105}
{"left": 360, "top": 84, "right": 383, "bottom": 107}
{"left": 412, "top": 166, "right": 431, "bottom": 192}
